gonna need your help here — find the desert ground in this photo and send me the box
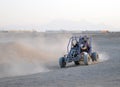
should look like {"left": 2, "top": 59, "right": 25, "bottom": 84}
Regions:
{"left": 0, "top": 31, "right": 120, "bottom": 87}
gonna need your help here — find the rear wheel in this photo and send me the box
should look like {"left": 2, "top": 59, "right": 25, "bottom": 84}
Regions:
{"left": 74, "top": 61, "right": 80, "bottom": 65}
{"left": 91, "top": 52, "right": 99, "bottom": 61}
{"left": 59, "top": 57, "right": 66, "bottom": 68}
{"left": 83, "top": 52, "right": 89, "bottom": 65}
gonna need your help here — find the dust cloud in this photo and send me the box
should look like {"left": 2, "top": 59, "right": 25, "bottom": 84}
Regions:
{"left": 0, "top": 33, "right": 70, "bottom": 78}
{"left": 0, "top": 32, "right": 109, "bottom": 78}
{"left": 92, "top": 42, "right": 109, "bottom": 62}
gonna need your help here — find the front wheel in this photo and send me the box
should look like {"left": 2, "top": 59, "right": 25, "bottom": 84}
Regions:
{"left": 59, "top": 57, "right": 66, "bottom": 68}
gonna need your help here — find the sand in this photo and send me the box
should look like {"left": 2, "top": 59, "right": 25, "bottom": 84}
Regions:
{"left": 0, "top": 31, "right": 120, "bottom": 87}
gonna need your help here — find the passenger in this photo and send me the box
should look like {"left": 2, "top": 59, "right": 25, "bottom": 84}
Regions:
{"left": 72, "top": 40, "right": 79, "bottom": 48}
{"left": 73, "top": 42, "right": 79, "bottom": 48}
{"left": 71, "top": 40, "right": 79, "bottom": 57}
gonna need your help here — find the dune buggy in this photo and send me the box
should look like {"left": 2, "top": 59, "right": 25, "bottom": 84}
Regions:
{"left": 59, "top": 36, "right": 99, "bottom": 68}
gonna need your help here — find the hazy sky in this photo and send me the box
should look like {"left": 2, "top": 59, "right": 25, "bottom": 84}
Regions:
{"left": 0, "top": 0, "right": 120, "bottom": 30}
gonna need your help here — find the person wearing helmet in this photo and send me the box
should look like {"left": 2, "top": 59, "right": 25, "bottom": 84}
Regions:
{"left": 71, "top": 40, "right": 79, "bottom": 57}
{"left": 72, "top": 40, "right": 79, "bottom": 48}
{"left": 80, "top": 36, "right": 90, "bottom": 53}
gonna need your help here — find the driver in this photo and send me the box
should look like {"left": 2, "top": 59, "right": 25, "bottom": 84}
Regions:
{"left": 80, "top": 36, "right": 90, "bottom": 53}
